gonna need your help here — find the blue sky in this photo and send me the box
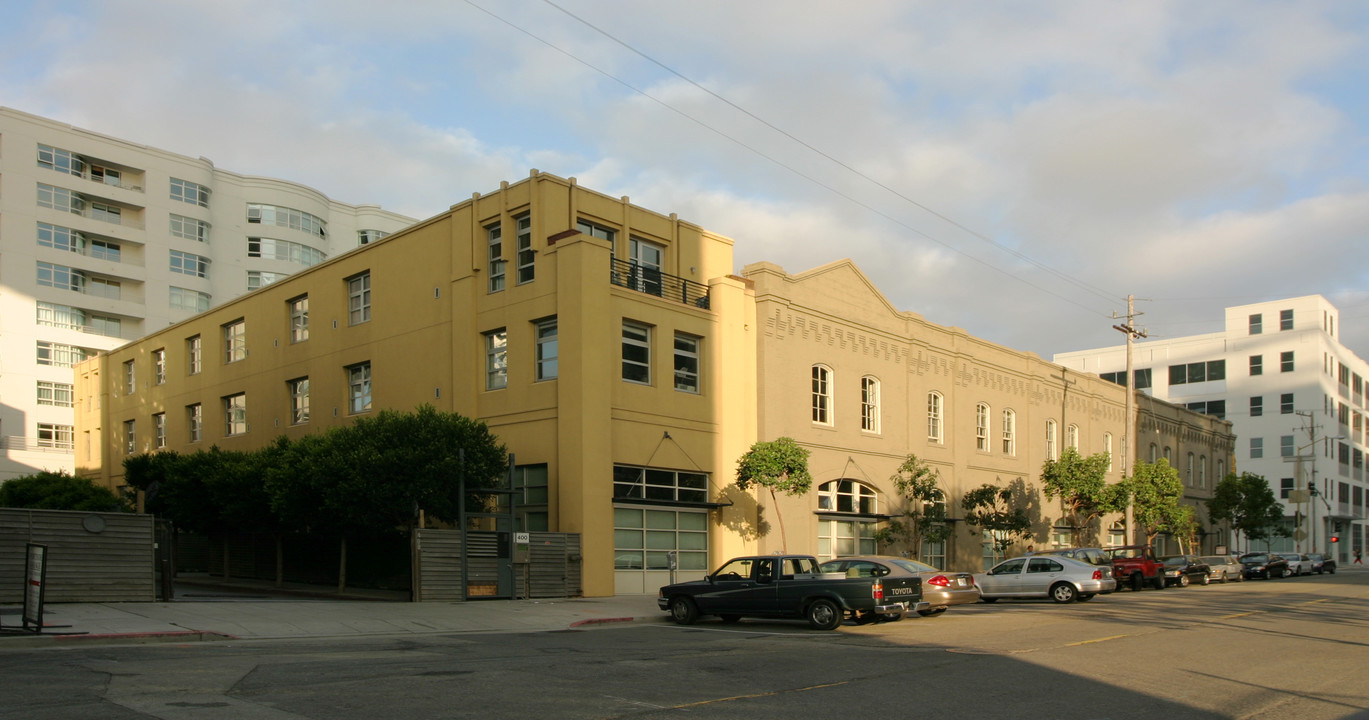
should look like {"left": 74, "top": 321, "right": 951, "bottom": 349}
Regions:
{"left": 4, "top": 0, "right": 1368, "bottom": 358}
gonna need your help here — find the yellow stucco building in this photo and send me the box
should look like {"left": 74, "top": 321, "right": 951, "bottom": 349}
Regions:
{"left": 77, "top": 171, "right": 1235, "bottom": 596}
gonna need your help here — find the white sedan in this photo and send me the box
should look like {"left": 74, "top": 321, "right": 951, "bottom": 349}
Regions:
{"left": 975, "top": 555, "right": 1117, "bottom": 603}
{"left": 1276, "top": 553, "right": 1312, "bottom": 576}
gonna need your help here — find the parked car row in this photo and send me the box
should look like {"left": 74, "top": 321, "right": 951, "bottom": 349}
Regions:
{"left": 1241, "top": 552, "right": 1337, "bottom": 578}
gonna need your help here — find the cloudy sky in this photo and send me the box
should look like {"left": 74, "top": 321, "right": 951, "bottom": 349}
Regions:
{"left": 4, "top": 0, "right": 1368, "bottom": 359}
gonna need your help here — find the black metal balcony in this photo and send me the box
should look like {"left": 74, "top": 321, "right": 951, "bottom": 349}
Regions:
{"left": 610, "top": 257, "right": 710, "bottom": 309}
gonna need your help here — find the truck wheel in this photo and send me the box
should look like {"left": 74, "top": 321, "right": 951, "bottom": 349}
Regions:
{"left": 1130, "top": 574, "right": 1144, "bottom": 592}
{"left": 669, "top": 597, "right": 699, "bottom": 625}
{"left": 806, "top": 599, "right": 842, "bottom": 630}
{"left": 1050, "top": 583, "right": 1078, "bottom": 603}
{"left": 1151, "top": 575, "right": 1165, "bottom": 590}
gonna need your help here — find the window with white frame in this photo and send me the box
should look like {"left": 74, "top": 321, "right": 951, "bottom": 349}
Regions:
{"left": 927, "top": 391, "right": 944, "bottom": 443}
{"left": 536, "top": 318, "right": 558, "bottom": 381}
{"left": 812, "top": 365, "right": 833, "bottom": 425}
{"left": 187, "top": 403, "right": 202, "bottom": 442}
{"left": 153, "top": 413, "right": 166, "bottom": 449}
{"left": 247, "top": 270, "right": 284, "bottom": 290}
{"left": 1046, "top": 420, "right": 1058, "bottom": 461}
{"left": 628, "top": 236, "right": 665, "bottom": 296}
{"left": 223, "top": 320, "right": 246, "bottom": 363}
{"left": 357, "top": 229, "right": 389, "bottom": 245}
{"left": 1002, "top": 409, "right": 1016, "bottom": 455}
{"left": 348, "top": 362, "right": 372, "bottom": 414}
{"left": 37, "top": 182, "right": 83, "bottom": 214}
{"left": 187, "top": 335, "right": 202, "bottom": 375}
{"left": 123, "top": 360, "right": 136, "bottom": 393}
{"left": 90, "top": 238, "right": 120, "bottom": 262}
{"left": 486, "top": 221, "right": 505, "bottom": 292}
{"left": 1104, "top": 433, "right": 1113, "bottom": 472}
{"left": 674, "top": 333, "right": 700, "bottom": 393}
{"left": 485, "top": 329, "right": 507, "bottom": 390}
{"left": 1186, "top": 452, "right": 1195, "bottom": 485}
{"left": 347, "top": 272, "right": 371, "bottom": 325}
{"left": 37, "top": 144, "right": 83, "bottom": 175}
{"left": 289, "top": 295, "right": 309, "bottom": 343}
{"left": 170, "top": 286, "right": 211, "bottom": 313}
{"left": 223, "top": 393, "right": 247, "bottom": 436}
{"left": 37, "top": 261, "right": 85, "bottom": 292}
{"left": 1198, "top": 455, "right": 1207, "bottom": 488}
{"left": 513, "top": 464, "right": 550, "bottom": 532}
{"left": 576, "top": 219, "right": 615, "bottom": 242}
{"left": 976, "top": 403, "right": 990, "bottom": 450}
{"left": 37, "top": 222, "right": 83, "bottom": 252}
{"left": 1280, "top": 435, "right": 1295, "bottom": 458}
{"left": 247, "top": 203, "right": 325, "bottom": 237}
{"left": 288, "top": 377, "right": 310, "bottom": 425}
{"left": 123, "top": 419, "right": 137, "bottom": 454}
{"left": 36, "top": 423, "right": 74, "bottom": 449}
{"left": 88, "top": 314, "right": 120, "bottom": 338}
{"left": 153, "top": 349, "right": 166, "bottom": 385}
{"left": 515, "top": 213, "right": 534, "bottom": 284}
{"left": 1281, "top": 351, "right": 1294, "bottom": 372}
{"left": 612, "top": 506, "right": 709, "bottom": 573}
{"left": 1280, "top": 309, "right": 1293, "bottom": 331}
{"left": 622, "top": 322, "right": 651, "bottom": 384}
{"left": 1067, "top": 424, "right": 1079, "bottom": 450}
{"left": 36, "top": 341, "right": 93, "bottom": 368}
{"left": 170, "top": 178, "right": 210, "bottom": 207}
{"left": 818, "top": 479, "right": 879, "bottom": 514}
{"left": 170, "top": 214, "right": 209, "bottom": 242}
{"left": 169, "top": 250, "right": 209, "bottom": 277}
{"left": 861, "top": 376, "right": 880, "bottom": 432}
{"left": 818, "top": 518, "right": 879, "bottom": 561}
{"left": 248, "top": 237, "right": 324, "bottom": 266}
{"left": 36, "top": 301, "right": 84, "bottom": 331}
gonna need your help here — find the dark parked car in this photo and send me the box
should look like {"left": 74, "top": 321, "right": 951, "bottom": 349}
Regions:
{"left": 1240, "top": 552, "right": 1291, "bottom": 579}
{"left": 1159, "top": 555, "right": 1211, "bottom": 587}
{"left": 1306, "top": 553, "right": 1337, "bottom": 574}
{"left": 820, "top": 556, "right": 979, "bottom": 617}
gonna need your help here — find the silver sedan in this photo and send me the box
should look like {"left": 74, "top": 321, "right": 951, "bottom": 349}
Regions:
{"left": 1199, "top": 555, "right": 1245, "bottom": 583}
{"left": 819, "top": 555, "right": 979, "bottom": 617}
{"left": 975, "top": 555, "right": 1117, "bottom": 603}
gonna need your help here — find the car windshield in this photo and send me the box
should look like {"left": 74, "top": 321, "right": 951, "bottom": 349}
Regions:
{"left": 1243, "top": 554, "right": 1269, "bottom": 562}
{"left": 1161, "top": 556, "right": 1187, "bottom": 567}
{"left": 887, "top": 558, "right": 939, "bottom": 573}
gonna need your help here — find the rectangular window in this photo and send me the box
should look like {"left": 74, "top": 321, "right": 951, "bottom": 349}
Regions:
{"left": 1280, "top": 309, "right": 1293, "bottom": 331}
{"left": 37, "top": 301, "right": 85, "bottom": 331}
{"left": 170, "top": 178, "right": 210, "bottom": 207}
{"left": 223, "top": 394, "right": 247, "bottom": 436}
{"left": 170, "top": 286, "right": 211, "bottom": 313}
{"left": 347, "top": 272, "right": 371, "bottom": 325}
{"left": 247, "top": 270, "right": 284, "bottom": 290}
{"left": 622, "top": 322, "right": 651, "bottom": 384}
{"left": 88, "top": 313, "right": 121, "bottom": 338}
{"left": 674, "top": 333, "right": 700, "bottom": 393}
{"left": 123, "top": 419, "right": 137, "bottom": 454}
{"left": 223, "top": 320, "right": 246, "bottom": 363}
{"left": 247, "top": 237, "right": 325, "bottom": 266}
{"left": 1250, "top": 355, "right": 1263, "bottom": 376}
{"left": 90, "top": 239, "right": 121, "bottom": 262}
{"left": 812, "top": 366, "right": 832, "bottom": 424}
{"left": 170, "top": 214, "right": 209, "bottom": 242}
{"left": 1250, "top": 437, "right": 1263, "bottom": 459}
{"left": 36, "top": 341, "right": 93, "bottom": 368}
{"left": 928, "top": 393, "right": 944, "bottom": 443}
{"left": 36, "top": 182, "right": 83, "bottom": 214}
{"left": 169, "top": 250, "right": 209, "bottom": 277}
{"left": 153, "top": 413, "right": 166, "bottom": 449}
{"left": 37, "top": 144, "right": 84, "bottom": 175}
{"left": 485, "top": 329, "right": 507, "bottom": 390}
{"left": 1281, "top": 351, "right": 1294, "bottom": 372}
{"left": 515, "top": 213, "right": 534, "bottom": 284}
{"left": 861, "top": 377, "right": 880, "bottom": 433}
{"left": 289, "top": 295, "right": 309, "bottom": 343}
{"left": 1001, "top": 410, "right": 1016, "bottom": 455}
{"left": 37, "top": 261, "right": 85, "bottom": 292}
{"left": 1250, "top": 396, "right": 1263, "bottom": 417}
{"left": 1280, "top": 435, "right": 1295, "bottom": 458}
{"left": 1250, "top": 313, "right": 1262, "bottom": 334}
{"left": 187, "top": 403, "right": 203, "bottom": 442}
{"left": 348, "top": 363, "right": 372, "bottom": 414}
{"left": 289, "top": 377, "right": 310, "bottom": 425}
{"left": 187, "top": 335, "right": 202, "bottom": 374}
{"left": 1280, "top": 477, "right": 1294, "bottom": 499}
{"left": 247, "top": 203, "right": 326, "bottom": 236}
{"left": 513, "top": 464, "right": 550, "bottom": 532}
{"left": 36, "top": 222, "right": 84, "bottom": 253}
{"left": 152, "top": 349, "right": 166, "bottom": 385}
{"left": 576, "top": 219, "right": 615, "bottom": 243}
{"left": 487, "top": 222, "right": 505, "bottom": 292}
{"left": 976, "top": 403, "right": 990, "bottom": 450}
{"left": 535, "top": 318, "right": 558, "bottom": 381}
{"left": 36, "top": 423, "right": 74, "bottom": 450}
{"left": 1169, "top": 360, "right": 1225, "bottom": 385}
{"left": 123, "top": 360, "right": 136, "bottom": 394}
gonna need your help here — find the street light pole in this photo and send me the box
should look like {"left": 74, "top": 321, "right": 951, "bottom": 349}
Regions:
{"left": 1112, "top": 295, "right": 1146, "bottom": 544}
{"left": 1290, "top": 411, "right": 1344, "bottom": 554}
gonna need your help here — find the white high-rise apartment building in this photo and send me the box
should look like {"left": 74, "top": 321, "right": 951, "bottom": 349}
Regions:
{"left": 1055, "top": 296, "right": 1366, "bottom": 564}
{"left": 0, "top": 108, "right": 416, "bottom": 481}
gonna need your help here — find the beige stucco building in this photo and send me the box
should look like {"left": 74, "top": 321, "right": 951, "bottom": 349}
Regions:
{"left": 78, "top": 172, "right": 1236, "bottom": 596}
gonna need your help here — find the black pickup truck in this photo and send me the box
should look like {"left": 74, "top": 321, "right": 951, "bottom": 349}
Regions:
{"left": 657, "top": 555, "right": 928, "bottom": 630}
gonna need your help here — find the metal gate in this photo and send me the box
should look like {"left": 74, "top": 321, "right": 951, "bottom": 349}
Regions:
{"left": 413, "top": 529, "right": 581, "bottom": 601}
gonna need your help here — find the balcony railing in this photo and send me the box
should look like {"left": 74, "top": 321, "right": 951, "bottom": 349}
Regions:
{"left": 610, "top": 257, "right": 710, "bottom": 309}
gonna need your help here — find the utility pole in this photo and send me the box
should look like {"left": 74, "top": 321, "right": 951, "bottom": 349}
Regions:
{"left": 1113, "top": 295, "right": 1147, "bottom": 544}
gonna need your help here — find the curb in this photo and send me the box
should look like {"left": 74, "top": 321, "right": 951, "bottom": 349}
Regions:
{"left": 1, "top": 629, "right": 237, "bottom": 649}
{"left": 568, "top": 616, "right": 638, "bottom": 628}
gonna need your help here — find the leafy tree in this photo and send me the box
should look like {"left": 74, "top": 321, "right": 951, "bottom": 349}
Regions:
{"left": 961, "top": 483, "right": 1032, "bottom": 561}
{"left": 1040, "top": 448, "right": 1127, "bottom": 545}
{"left": 1207, "top": 472, "right": 1289, "bottom": 550}
{"left": 1129, "top": 459, "right": 1186, "bottom": 546}
{"left": 877, "top": 454, "right": 953, "bottom": 559}
{"left": 0, "top": 470, "right": 129, "bottom": 512}
{"left": 735, "top": 437, "right": 812, "bottom": 551}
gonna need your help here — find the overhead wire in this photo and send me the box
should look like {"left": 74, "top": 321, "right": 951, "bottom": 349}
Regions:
{"left": 461, "top": 0, "right": 1117, "bottom": 319}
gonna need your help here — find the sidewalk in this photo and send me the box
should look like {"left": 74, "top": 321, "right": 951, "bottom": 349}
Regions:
{"left": 1, "top": 577, "right": 665, "bottom": 649}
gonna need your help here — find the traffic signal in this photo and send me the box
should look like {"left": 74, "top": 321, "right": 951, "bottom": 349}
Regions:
{"left": 1331, "top": 534, "right": 1340, "bottom": 543}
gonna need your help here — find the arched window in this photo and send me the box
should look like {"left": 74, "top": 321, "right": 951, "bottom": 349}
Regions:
{"left": 861, "top": 376, "right": 880, "bottom": 433}
{"left": 1067, "top": 424, "right": 1080, "bottom": 450}
{"left": 1199, "top": 455, "right": 1207, "bottom": 488}
{"left": 1046, "top": 420, "right": 1058, "bottom": 461}
{"left": 1164, "top": 446, "right": 1173, "bottom": 463}
{"left": 1217, "top": 458, "right": 1226, "bottom": 479}
{"left": 1186, "top": 452, "right": 1195, "bottom": 485}
{"left": 817, "top": 479, "right": 880, "bottom": 560}
{"left": 1002, "top": 409, "right": 1016, "bottom": 455}
{"left": 1103, "top": 433, "right": 1113, "bottom": 472}
{"left": 811, "top": 365, "right": 833, "bottom": 425}
{"left": 1150, "top": 443, "right": 1159, "bottom": 462}
{"left": 976, "top": 403, "right": 990, "bottom": 450}
{"left": 927, "top": 391, "right": 944, "bottom": 443}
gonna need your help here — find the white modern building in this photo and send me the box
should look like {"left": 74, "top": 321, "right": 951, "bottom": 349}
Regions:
{"left": 1055, "top": 296, "right": 1366, "bottom": 564}
{"left": 0, "top": 107, "right": 416, "bottom": 481}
